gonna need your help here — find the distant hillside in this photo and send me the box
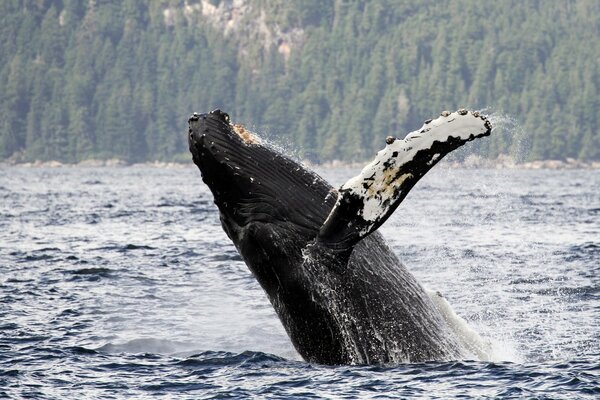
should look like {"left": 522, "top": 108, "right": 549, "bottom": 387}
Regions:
{"left": 1, "top": 0, "right": 598, "bottom": 163}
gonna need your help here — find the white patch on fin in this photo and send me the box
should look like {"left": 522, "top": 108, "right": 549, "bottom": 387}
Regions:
{"left": 335, "top": 110, "right": 491, "bottom": 236}
{"left": 427, "top": 153, "right": 441, "bottom": 166}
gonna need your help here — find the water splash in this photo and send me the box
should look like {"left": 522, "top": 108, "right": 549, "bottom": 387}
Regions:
{"left": 486, "top": 111, "right": 529, "bottom": 163}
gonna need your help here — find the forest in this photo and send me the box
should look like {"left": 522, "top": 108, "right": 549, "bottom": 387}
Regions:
{"left": 1, "top": 0, "right": 598, "bottom": 163}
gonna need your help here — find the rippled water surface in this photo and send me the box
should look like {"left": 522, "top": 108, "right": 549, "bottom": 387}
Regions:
{"left": 1, "top": 165, "right": 598, "bottom": 398}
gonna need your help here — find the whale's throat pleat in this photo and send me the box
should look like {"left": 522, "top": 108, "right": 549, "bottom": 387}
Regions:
{"left": 214, "top": 142, "right": 336, "bottom": 236}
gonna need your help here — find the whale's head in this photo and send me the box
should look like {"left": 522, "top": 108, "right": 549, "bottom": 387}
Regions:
{"left": 188, "top": 110, "right": 335, "bottom": 285}
{"left": 188, "top": 109, "right": 263, "bottom": 220}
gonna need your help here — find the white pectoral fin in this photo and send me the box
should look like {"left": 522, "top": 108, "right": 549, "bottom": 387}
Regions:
{"left": 318, "top": 110, "right": 492, "bottom": 250}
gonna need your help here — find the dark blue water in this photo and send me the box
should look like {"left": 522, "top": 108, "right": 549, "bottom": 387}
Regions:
{"left": 1, "top": 165, "right": 598, "bottom": 398}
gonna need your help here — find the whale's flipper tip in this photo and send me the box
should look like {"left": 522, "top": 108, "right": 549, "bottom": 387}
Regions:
{"left": 318, "top": 110, "right": 492, "bottom": 251}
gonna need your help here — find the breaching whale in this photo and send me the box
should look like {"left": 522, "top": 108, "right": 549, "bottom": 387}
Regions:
{"left": 188, "top": 109, "right": 493, "bottom": 365}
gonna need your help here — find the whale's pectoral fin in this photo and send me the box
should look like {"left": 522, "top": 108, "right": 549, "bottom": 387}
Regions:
{"left": 317, "top": 110, "right": 492, "bottom": 251}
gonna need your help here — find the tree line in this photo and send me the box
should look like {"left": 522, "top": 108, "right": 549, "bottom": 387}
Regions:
{"left": 1, "top": 0, "right": 598, "bottom": 163}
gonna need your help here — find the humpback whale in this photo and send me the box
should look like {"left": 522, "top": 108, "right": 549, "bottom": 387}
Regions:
{"left": 188, "top": 109, "right": 493, "bottom": 365}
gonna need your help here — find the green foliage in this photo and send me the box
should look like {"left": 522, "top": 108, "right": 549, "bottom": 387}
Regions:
{"left": 0, "top": 0, "right": 598, "bottom": 162}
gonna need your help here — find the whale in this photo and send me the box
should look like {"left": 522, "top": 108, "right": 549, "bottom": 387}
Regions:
{"left": 188, "top": 109, "right": 493, "bottom": 365}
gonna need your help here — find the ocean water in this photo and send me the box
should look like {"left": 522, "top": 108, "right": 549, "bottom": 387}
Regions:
{"left": 0, "top": 165, "right": 598, "bottom": 399}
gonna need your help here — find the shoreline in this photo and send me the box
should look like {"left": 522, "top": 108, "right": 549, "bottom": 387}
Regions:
{"left": 1, "top": 156, "right": 600, "bottom": 170}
